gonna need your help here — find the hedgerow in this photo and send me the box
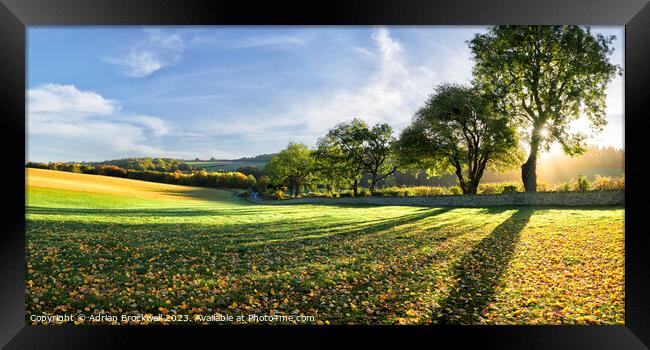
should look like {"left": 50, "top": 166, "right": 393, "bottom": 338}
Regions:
{"left": 26, "top": 162, "right": 254, "bottom": 190}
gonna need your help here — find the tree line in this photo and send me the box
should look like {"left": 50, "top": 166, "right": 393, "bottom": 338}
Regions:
{"left": 25, "top": 162, "right": 256, "bottom": 190}
{"left": 91, "top": 157, "right": 195, "bottom": 172}
{"left": 265, "top": 25, "right": 621, "bottom": 196}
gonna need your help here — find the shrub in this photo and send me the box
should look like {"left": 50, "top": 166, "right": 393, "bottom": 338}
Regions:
{"left": 358, "top": 188, "right": 372, "bottom": 197}
{"left": 591, "top": 175, "right": 624, "bottom": 191}
{"left": 256, "top": 175, "right": 271, "bottom": 194}
{"left": 305, "top": 191, "right": 333, "bottom": 198}
{"left": 576, "top": 174, "right": 590, "bottom": 192}
{"left": 247, "top": 174, "right": 257, "bottom": 187}
{"left": 554, "top": 181, "right": 573, "bottom": 192}
{"left": 478, "top": 183, "right": 499, "bottom": 195}
{"left": 424, "top": 186, "right": 447, "bottom": 196}
{"left": 478, "top": 182, "right": 522, "bottom": 194}
{"left": 272, "top": 189, "right": 285, "bottom": 200}
{"left": 536, "top": 181, "right": 552, "bottom": 192}
{"left": 501, "top": 185, "right": 519, "bottom": 194}
{"left": 339, "top": 190, "right": 355, "bottom": 197}
{"left": 448, "top": 186, "right": 463, "bottom": 195}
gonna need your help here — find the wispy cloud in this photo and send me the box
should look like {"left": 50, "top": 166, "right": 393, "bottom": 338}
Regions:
{"left": 230, "top": 35, "right": 304, "bottom": 48}
{"left": 105, "top": 30, "right": 184, "bottom": 77}
{"left": 280, "top": 27, "right": 438, "bottom": 139}
{"left": 188, "top": 32, "right": 304, "bottom": 49}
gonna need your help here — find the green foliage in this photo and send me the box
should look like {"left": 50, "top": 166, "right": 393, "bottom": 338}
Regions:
{"left": 256, "top": 175, "right": 271, "bottom": 194}
{"left": 478, "top": 182, "right": 523, "bottom": 194}
{"left": 469, "top": 26, "right": 622, "bottom": 191}
{"left": 317, "top": 118, "right": 398, "bottom": 193}
{"left": 396, "top": 84, "right": 521, "bottom": 195}
{"left": 266, "top": 142, "right": 316, "bottom": 197}
{"left": 94, "top": 157, "right": 194, "bottom": 172}
{"left": 576, "top": 174, "right": 590, "bottom": 192}
{"left": 296, "top": 175, "right": 623, "bottom": 199}
{"left": 25, "top": 162, "right": 49, "bottom": 169}
{"left": 501, "top": 185, "right": 519, "bottom": 194}
{"left": 247, "top": 174, "right": 257, "bottom": 186}
{"left": 236, "top": 166, "right": 266, "bottom": 179}
{"left": 358, "top": 188, "right": 372, "bottom": 197}
{"left": 555, "top": 181, "right": 573, "bottom": 193}
{"left": 447, "top": 186, "right": 463, "bottom": 195}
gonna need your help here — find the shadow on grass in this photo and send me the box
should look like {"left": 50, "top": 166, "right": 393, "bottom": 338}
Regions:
{"left": 433, "top": 208, "right": 533, "bottom": 324}
{"left": 26, "top": 206, "right": 263, "bottom": 217}
{"left": 232, "top": 207, "right": 455, "bottom": 248}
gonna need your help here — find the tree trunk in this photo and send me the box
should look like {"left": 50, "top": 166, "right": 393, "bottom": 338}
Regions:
{"left": 370, "top": 174, "right": 377, "bottom": 191}
{"left": 454, "top": 164, "right": 467, "bottom": 195}
{"left": 467, "top": 179, "right": 479, "bottom": 195}
{"left": 522, "top": 129, "right": 541, "bottom": 192}
{"left": 353, "top": 179, "right": 358, "bottom": 196}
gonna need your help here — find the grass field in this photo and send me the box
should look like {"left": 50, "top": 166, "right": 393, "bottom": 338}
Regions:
{"left": 26, "top": 168, "right": 624, "bottom": 325}
{"left": 187, "top": 160, "right": 267, "bottom": 172}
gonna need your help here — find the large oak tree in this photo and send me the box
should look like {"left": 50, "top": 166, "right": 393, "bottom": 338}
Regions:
{"left": 469, "top": 25, "right": 621, "bottom": 192}
{"left": 395, "top": 84, "right": 521, "bottom": 195}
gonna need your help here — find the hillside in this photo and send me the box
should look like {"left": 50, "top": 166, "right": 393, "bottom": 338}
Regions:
{"left": 26, "top": 168, "right": 235, "bottom": 209}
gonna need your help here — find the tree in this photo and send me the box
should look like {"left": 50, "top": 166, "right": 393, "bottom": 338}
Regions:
{"left": 469, "top": 25, "right": 621, "bottom": 192}
{"left": 313, "top": 148, "right": 353, "bottom": 193}
{"left": 266, "top": 142, "right": 315, "bottom": 197}
{"left": 395, "top": 84, "right": 521, "bottom": 195}
{"left": 359, "top": 123, "right": 397, "bottom": 191}
{"left": 316, "top": 119, "right": 367, "bottom": 196}
{"left": 317, "top": 118, "right": 398, "bottom": 194}
{"left": 256, "top": 175, "right": 271, "bottom": 194}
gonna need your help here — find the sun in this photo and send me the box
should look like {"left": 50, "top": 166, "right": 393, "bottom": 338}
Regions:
{"left": 539, "top": 128, "right": 550, "bottom": 138}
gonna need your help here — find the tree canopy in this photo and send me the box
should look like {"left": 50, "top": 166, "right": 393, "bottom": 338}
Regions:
{"left": 395, "top": 84, "right": 521, "bottom": 195}
{"left": 316, "top": 119, "right": 366, "bottom": 195}
{"left": 266, "top": 142, "right": 315, "bottom": 196}
{"left": 469, "top": 25, "right": 621, "bottom": 192}
{"left": 317, "top": 118, "right": 397, "bottom": 193}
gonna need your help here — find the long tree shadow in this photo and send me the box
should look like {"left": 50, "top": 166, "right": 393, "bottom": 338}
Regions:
{"left": 433, "top": 208, "right": 533, "bottom": 324}
{"left": 232, "top": 207, "right": 455, "bottom": 249}
{"left": 26, "top": 206, "right": 269, "bottom": 217}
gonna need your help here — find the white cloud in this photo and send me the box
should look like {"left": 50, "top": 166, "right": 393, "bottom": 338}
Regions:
{"left": 27, "top": 84, "right": 171, "bottom": 161}
{"left": 28, "top": 83, "right": 116, "bottom": 117}
{"left": 105, "top": 30, "right": 184, "bottom": 77}
{"left": 106, "top": 51, "right": 163, "bottom": 78}
{"left": 119, "top": 115, "right": 170, "bottom": 137}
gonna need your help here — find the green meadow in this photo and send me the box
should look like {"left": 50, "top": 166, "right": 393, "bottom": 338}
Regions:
{"left": 26, "top": 168, "right": 624, "bottom": 325}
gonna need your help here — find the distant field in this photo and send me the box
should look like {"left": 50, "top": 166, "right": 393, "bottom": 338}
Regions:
{"left": 26, "top": 168, "right": 624, "bottom": 325}
{"left": 187, "top": 160, "right": 267, "bottom": 172}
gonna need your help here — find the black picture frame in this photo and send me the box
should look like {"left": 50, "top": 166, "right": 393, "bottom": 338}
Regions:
{"left": 1, "top": 0, "right": 649, "bottom": 348}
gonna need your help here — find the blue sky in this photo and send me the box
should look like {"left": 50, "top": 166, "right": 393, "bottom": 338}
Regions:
{"left": 27, "top": 26, "right": 624, "bottom": 162}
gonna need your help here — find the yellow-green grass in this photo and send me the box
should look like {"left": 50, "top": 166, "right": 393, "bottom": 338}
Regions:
{"left": 26, "top": 169, "right": 624, "bottom": 325}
